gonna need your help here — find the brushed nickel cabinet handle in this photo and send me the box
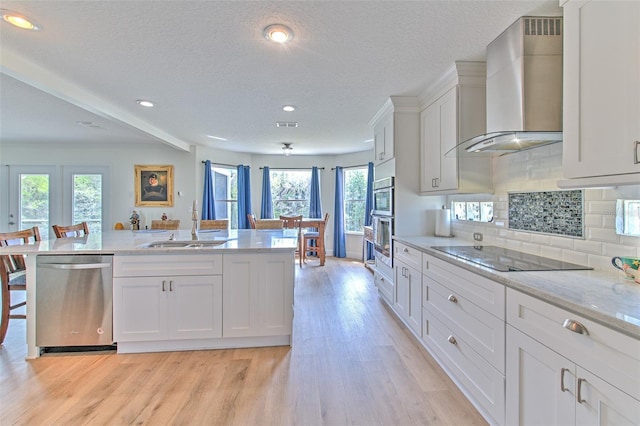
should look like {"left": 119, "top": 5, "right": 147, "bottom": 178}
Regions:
{"left": 169, "top": 280, "right": 174, "bottom": 292}
{"left": 162, "top": 280, "right": 166, "bottom": 292}
{"left": 577, "top": 378, "right": 587, "bottom": 404}
{"left": 447, "top": 335, "right": 457, "bottom": 345}
{"left": 560, "top": 368, "right": 570, "bottom": 392}
{"left": 563, "top": 319, "right": 589, "bottom": 335}
{"left": 634, "top": 140, "right": 639, "bottom": 164}
{"left": 447, "top": 294, "right": 458, "bottom": 303}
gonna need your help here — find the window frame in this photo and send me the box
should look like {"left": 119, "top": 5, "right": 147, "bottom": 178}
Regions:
{"left": 269, "top": 169, "right": 312, "bottom": 218}
{"left": 343, "top": 167, "right": 368, "bottom": 234}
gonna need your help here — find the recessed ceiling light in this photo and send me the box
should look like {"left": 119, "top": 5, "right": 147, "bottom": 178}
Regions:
{"left": 263, "top": 24, "right": 294, "bottom": 44}
{"left": 1, "top": 10, "right": 41, "bottom": 30}
{"left": 136, "top": 100, "right": 155, "bottom": 108}
{"left": 282, "top": 105, "right": 296, "bottom": 112}
{"left": 207, "top": 135, "right": 228, "bottom": 141}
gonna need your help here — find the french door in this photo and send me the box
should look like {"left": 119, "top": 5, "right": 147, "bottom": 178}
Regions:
{"left": 5, "top": 165, "right": 109, "bottom": 240}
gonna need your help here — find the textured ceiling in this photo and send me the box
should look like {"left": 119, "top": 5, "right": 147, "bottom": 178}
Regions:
{"left": 0, "top": 1, "right": 561, "bottom": 155}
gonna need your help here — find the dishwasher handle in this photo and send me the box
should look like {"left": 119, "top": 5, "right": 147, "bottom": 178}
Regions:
{"left": 39, "top": 263, "right": 112, "bottom": 270}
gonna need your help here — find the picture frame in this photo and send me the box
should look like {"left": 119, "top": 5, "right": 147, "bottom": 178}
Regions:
{"left": 134, "top": 165, "right": 174, "bottom": 207}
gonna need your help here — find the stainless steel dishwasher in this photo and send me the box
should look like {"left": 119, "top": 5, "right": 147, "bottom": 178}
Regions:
{"left": 36, "top": 255, "right": 113, "bottom": 347}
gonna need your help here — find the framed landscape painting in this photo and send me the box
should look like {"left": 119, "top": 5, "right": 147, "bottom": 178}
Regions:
{"left": 134, "top": 165, "right": 174, "bottom": 207}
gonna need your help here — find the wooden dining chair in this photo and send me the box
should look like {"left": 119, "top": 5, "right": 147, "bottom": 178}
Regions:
{"left": 52, "top": 221, "right": 89, "bottom": 238}
{"left": 254, "top": 219, "right": 283, "bottom": 229}
{"left": 151, "top": 220, "right": 180, "bottom": 230}
{"left": 247, "top": 214, "right": 257, "bottom": 229}
{"left": 200, "top": 219, "right": 229, "bottom": 230}
{"left": 302, "top": 213, "right": 329, "bottom": 266}
{"left": 0, "top": 226, "right": 41, "bottom": 345}
{"left": 280, "top": 215, "right": 303, "bottom": 266}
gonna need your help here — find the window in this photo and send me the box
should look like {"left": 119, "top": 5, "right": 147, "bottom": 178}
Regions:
{"left": 453, "top": 201, "right": 493, "bottom": 222}
{"left": 270, "top": 170, "right": 311, "bottom": 217}
{"left": 7, "top": 165, "right": 109, "bottom": 240}
{"left": 344, "top": 168, "right": 368, "bottom": 232}
{"left": 213, "top": 167, "right": 238, "bottom": 229}
{"left": 72, "top": 174, "right": 102, "bottom": 233}
{"left": 19, "top": 173, "right": 51, "bottom": 239}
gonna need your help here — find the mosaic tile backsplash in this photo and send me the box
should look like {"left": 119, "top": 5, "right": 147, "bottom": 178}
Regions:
{"left": 509, "top": 190, "right": 583, "bottom": 237}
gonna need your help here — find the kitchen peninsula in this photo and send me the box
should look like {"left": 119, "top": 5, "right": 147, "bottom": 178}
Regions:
{"left": 0, "top": 229, "right": 298, "bottom": 359}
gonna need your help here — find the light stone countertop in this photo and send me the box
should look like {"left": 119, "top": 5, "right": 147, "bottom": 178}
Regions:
{"left": 0, "top": 229, "right": 298, "bottom": 255}
{"left": 394, "top": 235, "right": 640, "bottom": 338}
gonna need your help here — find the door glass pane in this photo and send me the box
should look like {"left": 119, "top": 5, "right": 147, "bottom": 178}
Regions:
{"left": 73, "top": 174, "right": 102, "bottom": 233}
{"left": 20, "top": 174, "right": 50, "bottom": 240}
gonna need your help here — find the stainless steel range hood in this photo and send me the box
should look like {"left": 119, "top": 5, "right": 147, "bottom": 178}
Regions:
{"left": 458, "top": 16, "right": 564, "bottom": 155}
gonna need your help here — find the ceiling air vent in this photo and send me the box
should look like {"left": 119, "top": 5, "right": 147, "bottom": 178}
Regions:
{"left": 276, "top": 121, "right": 299, "bottom": 128}
{"left": 523, "top": 17, "right": 562, "bottom": 36}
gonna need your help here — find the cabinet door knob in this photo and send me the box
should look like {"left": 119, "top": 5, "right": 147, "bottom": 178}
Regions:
{"left": 447, "top": 335, "right": 457, "bottom": 345}
{"left": 403, "top": 247, "right": 409, "bottom": 253}
{"left": 577, "top": 378, "right": 587, "bottom": 404}
{"left": 560, "top": 368, "right": 570, "bottom": 392}
{"left": 562, "top": 319, "right": 589, "bottom": 335}
{"left": 447, "top": 294, "right": 458, "bottom": 303}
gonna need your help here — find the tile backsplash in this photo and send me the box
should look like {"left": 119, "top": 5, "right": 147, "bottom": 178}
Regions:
{"left": 508, "top": 190, "right": 583, "bottom": 237}
{"left": 448, "top": 143, "right": 640, "bottom": 273}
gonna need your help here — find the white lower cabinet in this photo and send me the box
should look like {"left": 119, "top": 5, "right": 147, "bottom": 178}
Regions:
{"left": 394, "top": 259, "right": 422, "bottom": 337}
{"left": 113, "top": 252, "right": 294, "bottom": 353}
{"left": 506, "top": 288, "right": 640, "bottom": 426}
{"left": 223, "top": 253, "right": 294, "bottom": 338}
{"left": 113, "top": 254, "right": 223, "bottom": 343}
{"left": 422, "top": 253, "right": 505, "bottom": 424}
{"left": 114, "top": 275, "right": 222, "bottom": 342}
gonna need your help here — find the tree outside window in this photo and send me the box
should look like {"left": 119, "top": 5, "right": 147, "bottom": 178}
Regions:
{"left": 270, "top": 170, "right": 311, "bottom": 217}
{"left": 73, "top": 174, "right": 102, "bottom": 233}
{"left": 344, "top": 168, "right": 368, "bottom": 232}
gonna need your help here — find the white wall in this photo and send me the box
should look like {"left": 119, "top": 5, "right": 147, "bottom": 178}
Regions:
{"left": 1, "top": 142, "right": 372, "bottom": 259}
{"left": 445, "top": 143, "right": 640, "bottom": 272}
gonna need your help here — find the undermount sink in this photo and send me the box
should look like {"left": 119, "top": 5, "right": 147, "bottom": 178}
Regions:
{"left": 141, "top": 240, "right": 228, "bottom": 248}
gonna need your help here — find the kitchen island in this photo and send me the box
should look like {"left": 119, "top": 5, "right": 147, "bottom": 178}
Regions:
{"left": 0, "top": 229, "right": 298, "bottom": 358}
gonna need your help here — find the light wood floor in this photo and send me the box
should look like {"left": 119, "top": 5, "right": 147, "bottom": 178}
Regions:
{"left": 1, "top": 258, "right": 487, "bottom": 426}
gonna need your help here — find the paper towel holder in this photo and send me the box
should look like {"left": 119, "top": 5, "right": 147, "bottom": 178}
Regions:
{"left": 434, "top": 205, "right": 455, "bottom": 238}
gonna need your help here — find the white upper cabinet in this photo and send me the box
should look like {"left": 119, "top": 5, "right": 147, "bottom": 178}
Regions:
{"left": 373, "top": 111, "right": 394, "bottom": 165}
{"left": 419, "top": 62, "right": 493, "bottom": 194}
{"left": 561, "top": 0, "right": 640, "bottom": 185}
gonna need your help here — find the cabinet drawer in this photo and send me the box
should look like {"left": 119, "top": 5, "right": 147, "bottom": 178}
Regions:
{"left": 114, "top": 254, "right": 223, "bottom": 277}
{"left": 507, "top": 288, "right": 640, "bottom": 401}
{"left": 423, "top": 308, "right": 505, "bottom": 425}
{"left": 424, "top": 275, "right": 505, "bottom": 373}
{"left": 394, "top": 242, "right": 422, "bottom": 271}
{"left": 423, "top": 253, "right": 505, "bottom": 319}
{"left": 374, "top": 269, "right": 394, "bottom": 305}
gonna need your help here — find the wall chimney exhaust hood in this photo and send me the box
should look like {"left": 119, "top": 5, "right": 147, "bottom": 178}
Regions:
{"left": 456, "top": 16, "right": 564, "bottom": 155}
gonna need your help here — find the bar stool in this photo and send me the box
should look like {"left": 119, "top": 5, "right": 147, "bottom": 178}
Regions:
{"left": 52, "top": 222, "right": 89, "bottom": 238}
{"left": 0, "top": 227, "right": 41, "bottom": 344}
{"left": 200, "top": 219, "right": 229, "bottom": 230}
{"left": 151, "top": 220, "right": 180, "bottom": 230}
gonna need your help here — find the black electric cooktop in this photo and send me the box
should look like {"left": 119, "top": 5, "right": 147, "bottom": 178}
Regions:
{"left": 431, "top": 245, "right": 593, "bottom": 272}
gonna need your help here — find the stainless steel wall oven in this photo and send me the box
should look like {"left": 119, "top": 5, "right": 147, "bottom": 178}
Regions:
{"left": 372, "top": 177, "right": 394, "bottom": 267}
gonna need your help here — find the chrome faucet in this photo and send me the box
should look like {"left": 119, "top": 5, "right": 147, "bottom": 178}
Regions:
{"left": 169, "top": 233, "right": 175, "bottom": 241}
